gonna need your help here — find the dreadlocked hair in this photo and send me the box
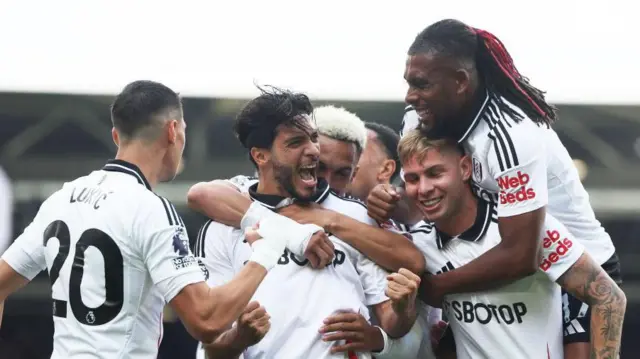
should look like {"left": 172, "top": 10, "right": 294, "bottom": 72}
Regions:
{"left": 408, "top": 19, "right": 557, "bottom": 126}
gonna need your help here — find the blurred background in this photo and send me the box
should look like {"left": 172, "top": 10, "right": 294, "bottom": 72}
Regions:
{"left": 0, "top": 0, "right": 638, "bottom": 358}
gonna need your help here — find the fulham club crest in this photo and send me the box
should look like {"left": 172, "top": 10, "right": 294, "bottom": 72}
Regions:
{"left": 472, "top": 157, "right": 483, "bottom": 182}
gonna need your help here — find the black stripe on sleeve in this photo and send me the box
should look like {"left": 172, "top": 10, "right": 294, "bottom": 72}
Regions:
{"left": 157, "top": 196, "right": 175, "bottom": 226}
{"left": 196, "top": 220, "right": 213, "bottom": 258}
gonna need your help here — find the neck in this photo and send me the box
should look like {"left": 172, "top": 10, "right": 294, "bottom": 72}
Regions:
{"left": 256, "top": 170, "right": 290, "bottom": 197}
{"left": 454, "top": 85, "right": 487, "bottom": 141}
{"left": 115, "top": 142, "right": 165, "bottom": 188}
{"left": 434, "top": 189, "right": 478, "bottom": 236}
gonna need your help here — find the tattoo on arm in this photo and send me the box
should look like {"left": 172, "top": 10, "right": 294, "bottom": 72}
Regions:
{"left": 557, "top": 254, "right": 626, "bottom": 359}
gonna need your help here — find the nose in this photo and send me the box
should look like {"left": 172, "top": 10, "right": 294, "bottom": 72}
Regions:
{"left": 418, "top": 176, "right": 435, "bottom": 197}
{"left": 306, "top": 140, "right": 321, "bottom": 158}
{"left": 405, "top": 87, "right": 419, "bottom": 106}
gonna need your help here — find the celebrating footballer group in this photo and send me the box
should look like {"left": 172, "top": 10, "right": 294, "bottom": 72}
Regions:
{"left": 0, "top": 18, "right": 627, "bottom": 359}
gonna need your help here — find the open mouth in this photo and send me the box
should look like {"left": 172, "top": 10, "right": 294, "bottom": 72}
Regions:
{"left": 420, "top": 196, "right": 443, "bottom": 211}
{"left": 416, "top": 108, "right": 433, "bottom": 121}
{"left": 298, "top": 164, "right": 317, "bottom": 186}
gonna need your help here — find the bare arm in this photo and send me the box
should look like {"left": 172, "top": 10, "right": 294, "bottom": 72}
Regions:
{"left": 325, "top": 213, "right": 425, "bottom": 275}
{"left": 170, "top": 261, "right": 267, "bottom": 344}
{"left": 187, "top": 181, "right": 249, "bottom": 228}
{"left": 0, "top": 260, "right": 33, "bottom": 329}
{"left": 204, "top": 327, "right": 244, "bottom": 359}
{"left": 557, "top": 253, "right": 626, "bottom": 359}
{"left": 373, "top": 300, "right": 417, "bottom": 339}
{"left": 430, "top": 209, "right": 543, "bottom": 298}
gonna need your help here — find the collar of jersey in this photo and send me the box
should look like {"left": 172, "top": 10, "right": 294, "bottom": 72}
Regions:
{"left": 435, "top": 198, "right": 494, "bottom": 249}
{"left": 457, "top": 90, "right": 491, "bottom": 144}
{"left": 101, "top": 159, "right": 152, "bottom": 190}
{"left": 248, "top": 178, "right": 331, "bottom": 210}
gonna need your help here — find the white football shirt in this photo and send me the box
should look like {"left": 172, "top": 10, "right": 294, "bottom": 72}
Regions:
{"left": 402, "top": 97, "right": 615, "bottom": 265}
{"left": 411, "top": 199, "right": 585, "bottom": 359}
{"left": 1, "top": 160, "right": 205, "bottom": 359}
{"left": 195, "top": 179, "right": 390, "bottom": 359}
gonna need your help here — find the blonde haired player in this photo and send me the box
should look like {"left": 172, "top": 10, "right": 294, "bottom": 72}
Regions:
{"left": 390, "top": 130, "right": 625, "bottom": 359}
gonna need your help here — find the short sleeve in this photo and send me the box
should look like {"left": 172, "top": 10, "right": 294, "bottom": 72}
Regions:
{"left": 224, "top": 175, "right": 258, "bottom": 194}
{"left": 1, "top": 216, "right": 46, "bottom": 280}
{"left": 538, "top": 214, "right": 585, "bottom": 281}
{"left": 400, "top": 107, "right": 420, "bottom": 138}
{"left": 356, "top": 254, "right": 390, "bottom": 306}
{"left": 136, "top": 196, "right": 205, "bottom": 302}
{"left": 195, "top": 220, "right": 236, "bottom": 287}
{"left": 486, "top": 123, "right": 548, "bottom": 217}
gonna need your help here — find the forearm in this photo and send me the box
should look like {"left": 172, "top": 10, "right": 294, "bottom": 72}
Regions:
{"left": 326, "top": 216, "right": 425, "bottom": 275}
{"left": 433, "top": 241, "right": 536, "bottom": 296}
{"left": 378, "top": 304, "right": 417, "bottom": 339}
{"left": 204, "top": 327, "right": 245, "bottom": 359}
{"left": 0, "top": 301, "right": 4, "bottom": 328}
{"left": 558, "top": 254, "right": 626, "bottom": 359}
{"left": 187, "top": 181, "right": 250, "bottom": 228}
{"left": 206, "top": 262, "right": 267, "bottom": 336}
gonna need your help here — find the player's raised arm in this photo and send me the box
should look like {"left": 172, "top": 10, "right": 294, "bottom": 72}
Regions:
{"left": 137, "top": 198, "right": 286, "bottom": 344}
{"left": 426, "top": 125, "right": 546, "bottom": 302}
{"left": 188, "top": 177, "right": 335, "bottom": 269}
{"left": 187, "top": 179, "right": 250, "bottom": 228}
{"left": 278, "top": 203, "right": 425, "bottom": 275}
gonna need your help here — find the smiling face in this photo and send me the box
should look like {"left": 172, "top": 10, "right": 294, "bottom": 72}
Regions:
{"left": 404, "top": 53, "right": 472, "bottom": 139}
{"left": 400, "top": 136, "right": 472, "bottom": 222}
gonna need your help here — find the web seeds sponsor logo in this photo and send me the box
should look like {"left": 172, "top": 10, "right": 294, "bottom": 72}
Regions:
{"left": 498, "top": 171, "right": 536, "bottom": 204}
{"left": 540, "top": 229, "right": 574, "bottom": 271}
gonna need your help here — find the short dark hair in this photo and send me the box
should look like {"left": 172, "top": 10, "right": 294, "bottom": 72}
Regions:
{"left": 110, "top": 80, "right": 182, "bottom": 140}
{"left": 365, "top": 122, "right": 401, "bottom": 180}
{"left": 408, "top": 19, "right": 557, "bottom": 126}
{"left": 234, "top": 86, "right": 314, "bottom": 155}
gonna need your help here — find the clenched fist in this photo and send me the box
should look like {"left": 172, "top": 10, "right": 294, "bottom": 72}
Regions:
{"left": 385, "top": 268, "right": 421, "bottom": 314}
{"left": 366, "top": 184, "right": 401, "bottom": 223}
{"left": 235, "top": 301, "right": 271, "bottom": 347}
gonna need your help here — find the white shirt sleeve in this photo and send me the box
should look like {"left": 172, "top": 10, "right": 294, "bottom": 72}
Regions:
{"left": 356, "top": 254, "right": 390, "bottom": 306}
{"left": 538, "top": 214, "right": 585, "bottom": 281}
{"left": 136, "top": 197, "right": 205, "bottom": 303}
{"left": 224, "top": 175, "right": 258, "bottom": 194}
{"left": 1, "top": 214, "right": 46, "bottom": 280}
{"left": 196, "top": 220, "right": 236, "bottom": 287}
{"left": 487, "top": 122, "right": 548, "bottom": 217}
{"left": 400, "top": 107, "right": 419, "bottom": 138}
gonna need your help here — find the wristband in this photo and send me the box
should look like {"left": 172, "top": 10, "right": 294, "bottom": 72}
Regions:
{"left": 373, "top": 326, "right": 390, "bottom": 355}
{"left": 240, "top": 202, "right": 273, "bottom": 231}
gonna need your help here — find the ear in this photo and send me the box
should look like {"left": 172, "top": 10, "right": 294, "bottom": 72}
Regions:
{"left": 377, "top": 159, "right": 397, "bottom": 182}
{"left": 250, "top": 147, "right": 270, "bottom": 167}
{"left": 454, "top": 69, "right": 471, "bottom": 95}
{"left": 111, "top": 128, "right": 120, "bottom": 147}
{"left": 167, "top": 120, "right": 178, "bottom": 145}
{"left": 460, "top": 154, "right": 472, "bottom": 182}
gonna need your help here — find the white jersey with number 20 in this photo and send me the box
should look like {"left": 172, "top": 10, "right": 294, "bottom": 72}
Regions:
{"left": 1, "top": 160, "right": 205, "bottom": 359}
